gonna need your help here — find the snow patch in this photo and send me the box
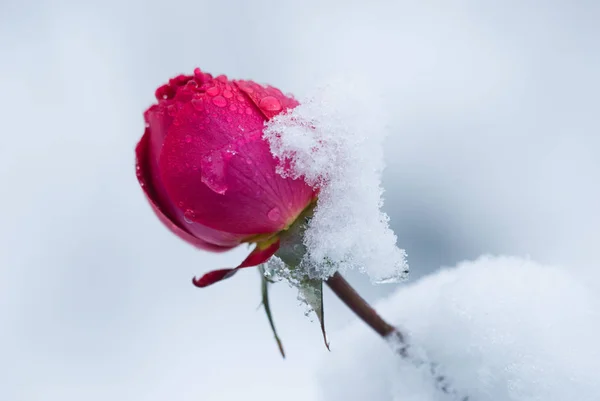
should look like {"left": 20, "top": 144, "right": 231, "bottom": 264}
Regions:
{"left": 319, "top": 255, "right": 600, "bottom": 401}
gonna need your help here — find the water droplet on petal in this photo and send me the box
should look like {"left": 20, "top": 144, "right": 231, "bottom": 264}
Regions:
{"left": 185, "top": 80, "right": 198, "bottom": 89}
{"left": 223, "top": 89, "right": 233, "bottom": 99}
{"left": 229, "top": 104, "right": 237, "bottom": 112}
{"left": 191, "top": 98, "right": 204, "bottom": 110}
{"left": 201, "top": 150, "right": 228, "bottom": 194}
{"left": 239, "top": 83, "right": 254, "bottom": 93}
{"left": 167, "top": 104, "right": 178, "bottom": 116}
{"left": 267, "top": 207, "right": 281, "bottom": 221}
{"left": 259, "top": 96, "right": 282, "bottom": 112}
{"left": 245, "top": 107, "right": 253, "bottom": 115}
{"left": 185, "top": 135, "right": 192, "bottom": 143}
{"left": 212, "top": 95, "right": 227, "bottom": 107}
{"left": 184, "top": 210, "right": 195, "bottom": 224}
{"left": 206, "top": 86, "right": 220, "bottom": 96}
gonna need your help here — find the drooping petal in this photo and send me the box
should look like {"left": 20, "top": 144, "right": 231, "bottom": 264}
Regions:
{"left": 158, "top": 80, "right": 314, "bottom": 236}
{"left": 192, "top": 239, "right": 280, "bottom": 287}
{"left": 136, "top": 129, "right": 240, "bottom": 251}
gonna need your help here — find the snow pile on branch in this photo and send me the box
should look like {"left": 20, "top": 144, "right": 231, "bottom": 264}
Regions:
{"left": 318, "top": 256, "right": 600, "bottom": 401}
{"left": 264, "top": 78, "right": 408, "bottom": 283}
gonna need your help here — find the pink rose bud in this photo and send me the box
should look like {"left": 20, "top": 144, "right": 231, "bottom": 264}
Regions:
{"left": 136, "top": 69, "right": 316, "bottom": 286}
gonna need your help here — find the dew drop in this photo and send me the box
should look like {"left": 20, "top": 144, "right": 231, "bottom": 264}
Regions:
{"left": 223, "top": 89, "right": 233, "bottom": 99}
{"left": 245, "top": 107, "right": 253, "bottom": 115}
{"left": 212, "top": 96, "right": 227, "bottom": 108}
{"left": 267, "top": 207, "right": 281, "bottom": 221}
{"left": 206, "top": 86, "right": 220, "bottom": 97}
{"left": 200, "top": 150, "right": 228, "bottom": 194}
{"left": 185, "top": 80, "right": 198, "bottom": 89}
{"left": 229, "top": 104, "right": 238, "bottom": 112}
{"left": 183, "top": 210, "right": 195, "bottom": 224}
{"left": 167, "top": 104, "right": 178, "bottom": 116}
{"left": 239, "top": 83, "right": 254, "bottom": 93}
{"left": 191, "top": 98, "right": 204, "bottom": 110}
{"left": 185, "top": 135, "right": 192, "bottom": 143}
{"left": 259, "top": 96, "right": 282, "bottom": 112}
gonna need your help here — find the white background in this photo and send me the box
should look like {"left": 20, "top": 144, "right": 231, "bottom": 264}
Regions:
{"left": 1, "top": 1, "right": 599, "bottom": 400}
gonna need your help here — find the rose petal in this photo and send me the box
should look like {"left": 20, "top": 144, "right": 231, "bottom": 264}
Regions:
{"left": 159, "top": 80, "right": 314, "bottom": 235}
{"left": 136, "top": 129, "right": 239, "bottom": 251}
{"left": 192, "top": 239, "right": 280, "bottom": 287}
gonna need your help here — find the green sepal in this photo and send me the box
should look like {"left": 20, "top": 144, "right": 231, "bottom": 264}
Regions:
{"left": 298, "top": 277, "right": 329, "bottom": 350}
{"left": 258, "top": 266, "right": 285, "bottom": 358}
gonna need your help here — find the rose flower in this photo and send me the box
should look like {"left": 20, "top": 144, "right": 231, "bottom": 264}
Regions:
{"left": 135, "top": 69, "right": 315, "bottom": 287}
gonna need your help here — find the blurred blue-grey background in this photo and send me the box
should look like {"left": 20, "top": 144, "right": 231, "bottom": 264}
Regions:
{"left": 1, "top": 1, "right": 598, "bottom": 400}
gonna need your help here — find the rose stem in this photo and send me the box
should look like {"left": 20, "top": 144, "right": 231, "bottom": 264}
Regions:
{"left": 326, "top": 272, "right": 469, "bottom": 400}
{"left": 325, "top": 272, "right": 405, "bottom": 343}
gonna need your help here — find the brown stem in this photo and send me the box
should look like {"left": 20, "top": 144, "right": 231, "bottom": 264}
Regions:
{"left": 325, "top": 272, "right": 404, "bottom": 342}
{"left": 326, "top": 272, "right": 469, "bottom": 401}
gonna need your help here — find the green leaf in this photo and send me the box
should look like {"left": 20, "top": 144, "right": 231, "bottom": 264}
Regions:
{"left": 298, "top": 278, "right": 330, "bottom": 350}
{"left": 259, "top": 266, "right": 285, "bottom": 358}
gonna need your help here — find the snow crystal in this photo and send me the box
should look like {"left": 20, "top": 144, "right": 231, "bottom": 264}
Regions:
{"left": 318, "top": 255, "right": 600, "bottom": 401}
{"left": 264, "top": 78, "right": 408, "bottom": 283}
